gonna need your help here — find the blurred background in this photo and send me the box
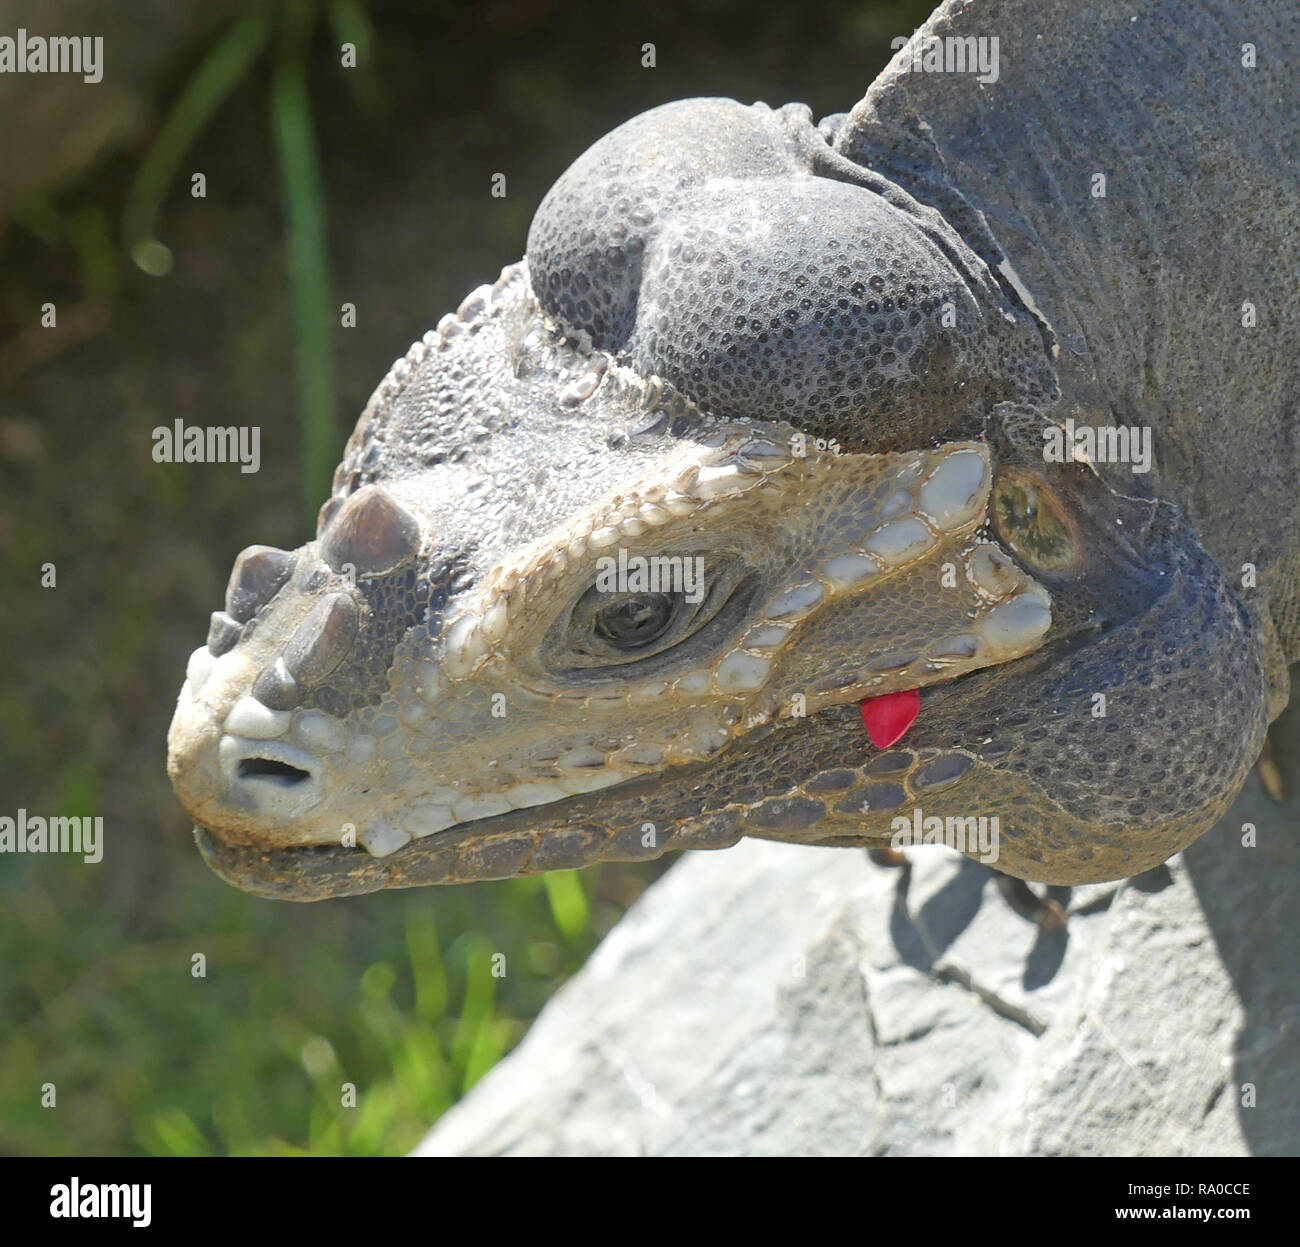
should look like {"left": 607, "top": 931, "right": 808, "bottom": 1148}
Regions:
{"left": 0, "top": 0, "right": 931, "bottom": 1155}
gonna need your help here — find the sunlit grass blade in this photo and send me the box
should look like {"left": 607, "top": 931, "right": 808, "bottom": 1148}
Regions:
{"left": 123, "top": 10, "right": 273, "bottom": 274}
{"left": 543, "top": 869, "right": 591, "bottom": 941}
{"left": 138, "top": 1106, "right": 213, "bottom": 1156}
{"left": 271, "top": 8, "right": 337, "bottom": 524}
{"left": 327, "top": 0, "right": 374, "bottom": 59}
{"left": 328, "top": 0, "right": 383, "bottom": 115}
{"left": 405, "top": 904, "right": 449, "bottom": 1025}
{"left": 450, "top": 935, "right": 497, "bottom": 1094}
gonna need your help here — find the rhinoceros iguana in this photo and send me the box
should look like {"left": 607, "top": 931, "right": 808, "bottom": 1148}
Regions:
{"left": 167, "top": 0, "right": 1300, "bottom": 905}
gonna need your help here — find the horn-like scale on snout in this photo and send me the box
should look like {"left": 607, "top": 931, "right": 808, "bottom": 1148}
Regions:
{"left": 321, "top": 485, "right": 421, "bottom": 576}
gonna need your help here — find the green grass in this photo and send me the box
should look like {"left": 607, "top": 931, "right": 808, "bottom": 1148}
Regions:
{"left": 0, "top": 841, "right": 647, "bottom": 1155}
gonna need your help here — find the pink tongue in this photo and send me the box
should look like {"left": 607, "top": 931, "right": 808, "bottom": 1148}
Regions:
{"left": 860, "top": 688, "right": 921, "bottom": 749}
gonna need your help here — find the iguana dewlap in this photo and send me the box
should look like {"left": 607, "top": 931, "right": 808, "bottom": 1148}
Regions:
{"left": 167, "top": 0, "right": 1300, "bottom": 900}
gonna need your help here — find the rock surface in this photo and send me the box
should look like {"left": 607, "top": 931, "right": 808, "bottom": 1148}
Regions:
{"left": 417, "top": 768, "right": 1300, "bottom": 1157}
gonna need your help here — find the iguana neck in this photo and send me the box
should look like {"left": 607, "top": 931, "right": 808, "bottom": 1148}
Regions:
{"left": 835, "top": 0, "right": 1300, "bottom": 585}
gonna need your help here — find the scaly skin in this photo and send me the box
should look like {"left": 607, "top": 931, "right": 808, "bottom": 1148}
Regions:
{"left": 168, "top": 0, "right": 1298, "bottom": 900}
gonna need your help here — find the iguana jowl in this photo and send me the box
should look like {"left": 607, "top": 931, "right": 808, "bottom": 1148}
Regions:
{"left": 167, "top": 0, "right": 1300, "bottom": 900}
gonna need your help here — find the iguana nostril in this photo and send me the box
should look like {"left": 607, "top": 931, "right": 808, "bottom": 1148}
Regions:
{"left": 206, "top": 610, "right": 242, "bottom": 656}
{"left": 284, "top": 593, "right": 359, "bottom": 684}
{"left": 236, "top": 756, "right": 311, "bottom": 787}
{"left": 226, "top": 546, "right": 295, "bottom": 623}
{"left": 253, "top": 658, "right": 302, "bottom": 710}
{"left": 320, "top": 485, "right": 420, "bottom": 575}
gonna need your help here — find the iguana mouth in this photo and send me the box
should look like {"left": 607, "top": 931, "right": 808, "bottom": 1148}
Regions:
{"left": 191, "top": 709, "right": 791, "bottom": 900}
{"left": 189, "top": 652, "right": 1005, "bottom": 901}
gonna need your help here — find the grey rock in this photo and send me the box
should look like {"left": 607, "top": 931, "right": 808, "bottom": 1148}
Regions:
{"left": 415, "top": 768, "right": 1300, "bottom": 1156}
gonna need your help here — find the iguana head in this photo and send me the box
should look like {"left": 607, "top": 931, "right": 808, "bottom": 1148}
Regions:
{"left": 168, "top": 99, "right": 1268, "bottom": 899}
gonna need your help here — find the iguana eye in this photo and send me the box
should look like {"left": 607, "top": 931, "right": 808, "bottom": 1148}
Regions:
{"left": 551, "top": 560, "right": 757, "bottom": 674}
{"left": 992, "top": 473, "right": 1076, "bottom": 571}
{"left": 594, "top": 593, "right": 677, "bottom": 649}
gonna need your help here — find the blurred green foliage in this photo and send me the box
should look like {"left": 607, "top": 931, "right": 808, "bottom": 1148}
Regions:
{"left": 2, "top": 837, "right": 642, "bottom": 1155}
{"left": 0, "top": 0, "right": 931, "bottom": 1155}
